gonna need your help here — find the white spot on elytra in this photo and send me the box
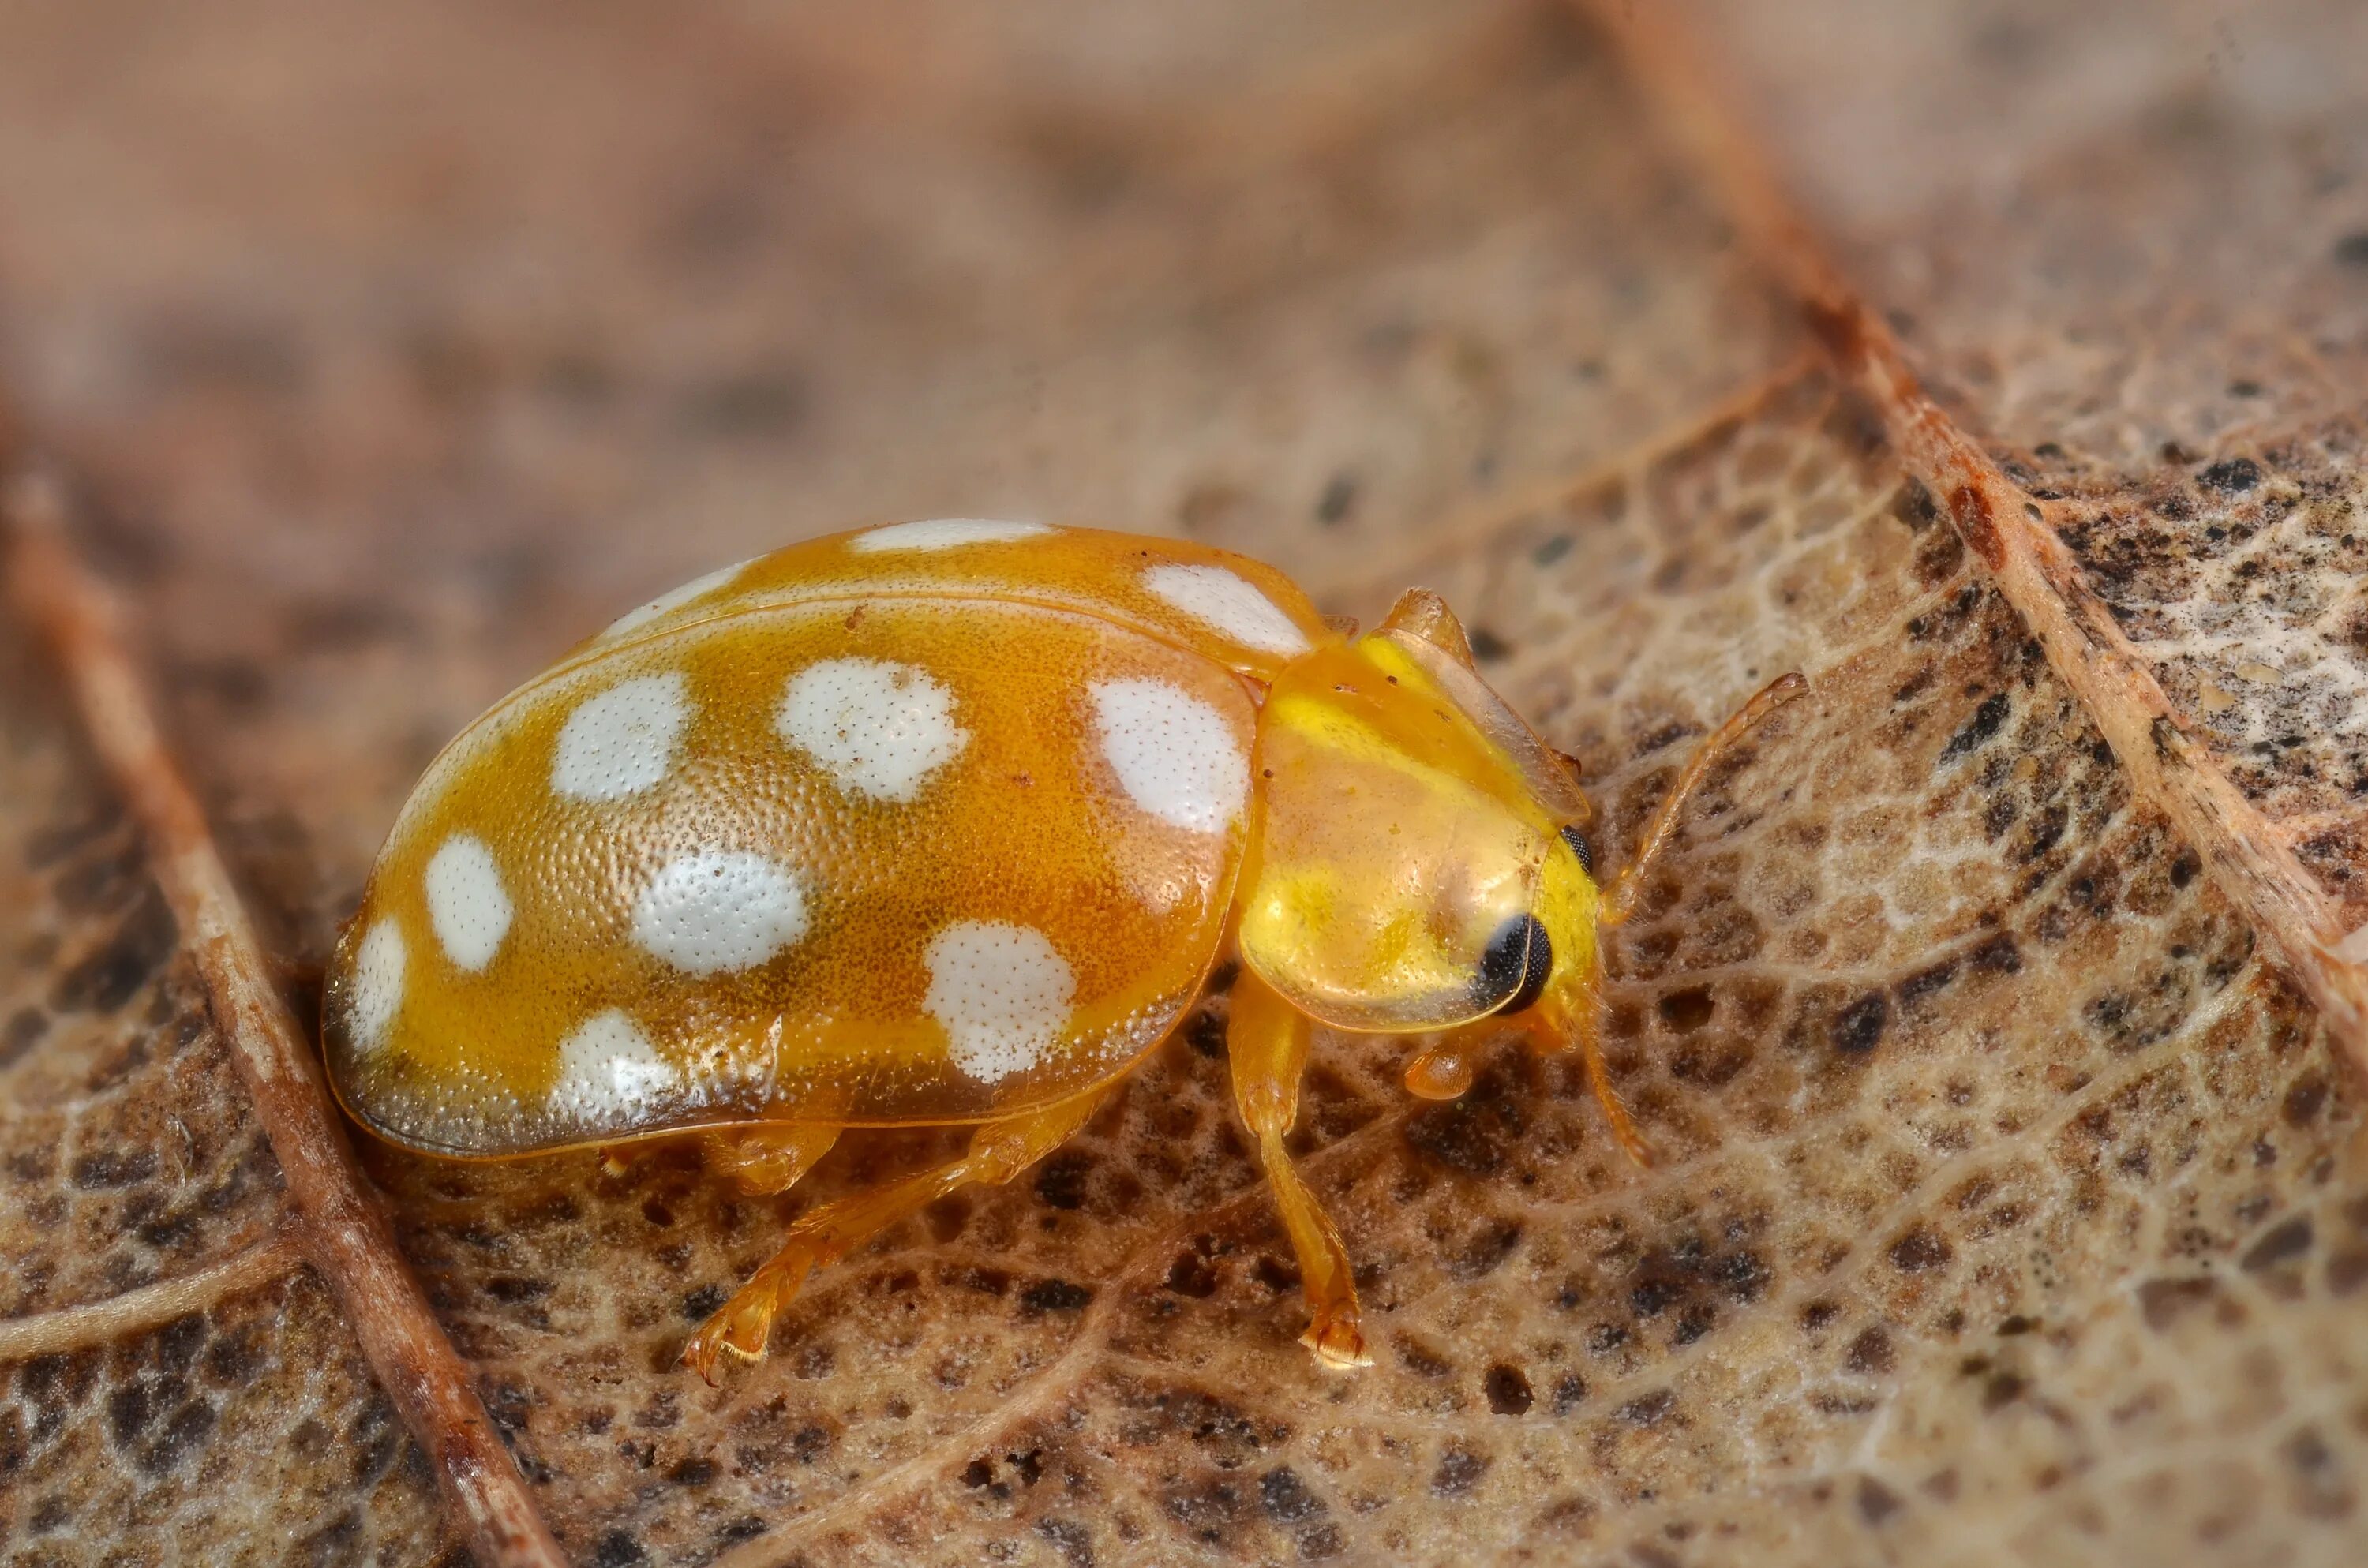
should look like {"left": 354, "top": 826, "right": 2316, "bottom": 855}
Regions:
{"left": 1088, "top": 679, "right": 1248, "bottom": 834}
{"left": 549, "top": 1009, "right": 679, "bottom": 1127}
{"left": 924, "top": 921, "right": 1075, "bottom": 1082}
{"left": 777, "top": 657, "right": 967, "bottom": 802}
{"left": 552, "top": 672, "right": 692, "bottom": 803}
{"left": 849, "top": 518, "right": 1053, "bottom": 553}
{"left": 1141, "top": 563, "right": 1310, "bottom": 654}
{"left": 631, "top": 851, "right": 809, "bottom": 975}
{"left": 346, "top": 919, "right": 406, "bottom": 1055}
{"left": 424, "top": 834, "right": 513, "bottom": 972}
{"left": 600, "top": 558, "right": 751, "bottom": 640}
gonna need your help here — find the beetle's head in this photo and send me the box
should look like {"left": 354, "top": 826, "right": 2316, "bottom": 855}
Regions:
{"left": 1235, "top": 620, "right": 1600, "bottom": 1034}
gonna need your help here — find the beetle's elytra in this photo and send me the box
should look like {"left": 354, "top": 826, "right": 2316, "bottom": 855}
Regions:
{"left": 321, "top": 519, "right": 1804, "bottom": 1378}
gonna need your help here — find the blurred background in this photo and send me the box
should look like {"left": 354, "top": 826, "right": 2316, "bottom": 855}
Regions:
{"left": 2, "top": 2, "right": 2364, "bottom": 1564}
{"left": 0, "top": 0, "right": 2355, "bottom": 900}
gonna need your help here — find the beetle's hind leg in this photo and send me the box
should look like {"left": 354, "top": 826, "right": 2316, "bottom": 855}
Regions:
{"left": 681, "top": 1094, "right": 1107, "bottom": 1382}
{"left": 1230, "top": 970, "right": 1373, "bottom": 1370}
{"left": 701, "top": 1123, "right": 841, "bottom": 1196}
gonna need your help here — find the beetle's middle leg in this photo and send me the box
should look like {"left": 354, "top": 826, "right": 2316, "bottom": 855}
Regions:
{"left": 701, "top": 1123, "right": 841, "bottom": 1196}
{"left": 1529, "top": 973, "right": 1652, "bottom": 1168}
{"left": 1230, "top": 969, "right": 1373, "bottom": 1370}
{"left": 680, "top": 1091, "right": 1107, "bottom": 1382}
{"left": 1400, "top": 981, "right": 1653, "bottom": 1168}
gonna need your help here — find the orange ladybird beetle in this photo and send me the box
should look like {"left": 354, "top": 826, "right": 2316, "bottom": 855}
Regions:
{"left": 321, "top": 520, "right": 1803, "bottom": 1377}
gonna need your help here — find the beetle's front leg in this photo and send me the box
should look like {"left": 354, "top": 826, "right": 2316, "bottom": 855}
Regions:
{"left": 1229, "top": 970, "right": 1372, "bottom": 1370}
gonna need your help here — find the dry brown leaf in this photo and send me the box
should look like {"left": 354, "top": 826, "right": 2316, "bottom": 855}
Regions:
{"left": 2, "top": 2, "right": 2364, "bottom": 1565}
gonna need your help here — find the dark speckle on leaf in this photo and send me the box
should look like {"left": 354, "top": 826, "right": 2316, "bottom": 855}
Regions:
{"left": 1404, "top": 1064, "right": 1526, "bottom": 1175}
{"left": 1484, "top": 1363, "right": 1534, "bottom": 1416}
{"left": 1260, "top": 1465, "right": 1325, "bottom": 1522}
{"left": 1019, "top": 1278, "right": 1094, "bottom": 1315}
{"left": 136, "top": 1400, "right": 216, "bottom": 1475}
{"left": 72, "top": 1149, "right": 157, "bottom": 1189}
{"left": 1941, "top": 693, "right": 2010, "bottom": 762}
{"left": 1167, "top": 1243, "right": 1220, "bottom": 1297}
{"left": 51, "top": 887, "right": 177, "bottom": 1013}
{"left": 1889, "top": 1229, "right": 1952, "bottom": 1273}
{"left": 1315, "top": 472, "right": 1358, "bottom": 525}
{"left": 1035, "top": 1150, "right": 1092, "bottom": 1210}
{"left": 1713, "top": 1249, "right": 1770, "bottom": 1303}
{"left": 0, "top": 1005, "right": 45, "bottom": 1068}
{"left": 1857, "top": 1475, "right": 1904, "bottom": 1525}
{"left": 1430, "top": 1445, "right": 1489, "bottom": 1495}
{"left": 1617, "top": 1390, "right": 1676, "bottom": 1426}
{"left": 1831, "top": 993, "right": 1888, "bottom": 1055}
{"left": 591, "top": 1529, "right": 647, "bottom": 1567}
{"left": 2197, "top": 457, "right": 2261, "bottom": 495}
{"left": 2239, "top": 1216, "right": 2312, "bottom": 1272}
{"left": 1845, "top": 1327, "right": 1895, "bottom": 1375}
{"left": 1036, "top": 1517, "right": 1096, "bottom": 1567}
{"left": 714, "top": 1517, "right": 766, "bottom": 1547}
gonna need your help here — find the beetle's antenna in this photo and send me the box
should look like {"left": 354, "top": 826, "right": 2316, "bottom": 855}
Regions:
{"left": 1601, "top": 672, "right": 1807, "bottom": 927}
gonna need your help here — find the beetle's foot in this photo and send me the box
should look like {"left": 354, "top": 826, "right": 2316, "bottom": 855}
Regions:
{"left": 1598, "top": 1095, "right": 1654, "bottom": 1169}
{"left": 1611, "top": 1123, "right": 1654, "bottom": 1169}
{"left": 680, "top": 1252, "right": 819, "bottom": 1383}
{"left": 1402, "top": 1038, "right": 1481, "bottom": 1101}
{"left": 1299, "top": 1306, "right": 1372, "bottom": 1371}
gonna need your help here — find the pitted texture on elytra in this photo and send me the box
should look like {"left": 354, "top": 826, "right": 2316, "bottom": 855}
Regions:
{"left": 775, "top": 657, "right": 969, "bottom": 804}
{"left": 1088, "top": 677, "right": 1251, "bottom": 835}
{"left": 321, "top": 592, "right": 1256, "bottom": 1154}
{"left": 629, "top": 851, "right": 811, "bottom": 977}
{"left": 549, "top": 1009, "right": 680, "bottom": 1130}
{"left": 344, "top": 919, "right": 406, "bottom": 1054}
{"left": 315, "top": 372, "right": 2356, "bottom": 1568}
{"left": 923, "top": 921, "right": 1077, "bottom": 1082}
{"left": 550, "top": 672, "right": 693, "bottom": 803}
{"left": 1141, "top": 563, "right": 1313, "bottom": 656}
{"left": 422, "top": 833, "right": 511, "bottom": 972}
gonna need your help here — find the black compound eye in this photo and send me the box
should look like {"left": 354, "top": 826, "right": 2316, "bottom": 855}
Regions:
{"left": 1475, "top": 914, "right": 1553, "bottom": 1016}
{"left": 1559, "top": 825, "right": 1594, "bottom": 878}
